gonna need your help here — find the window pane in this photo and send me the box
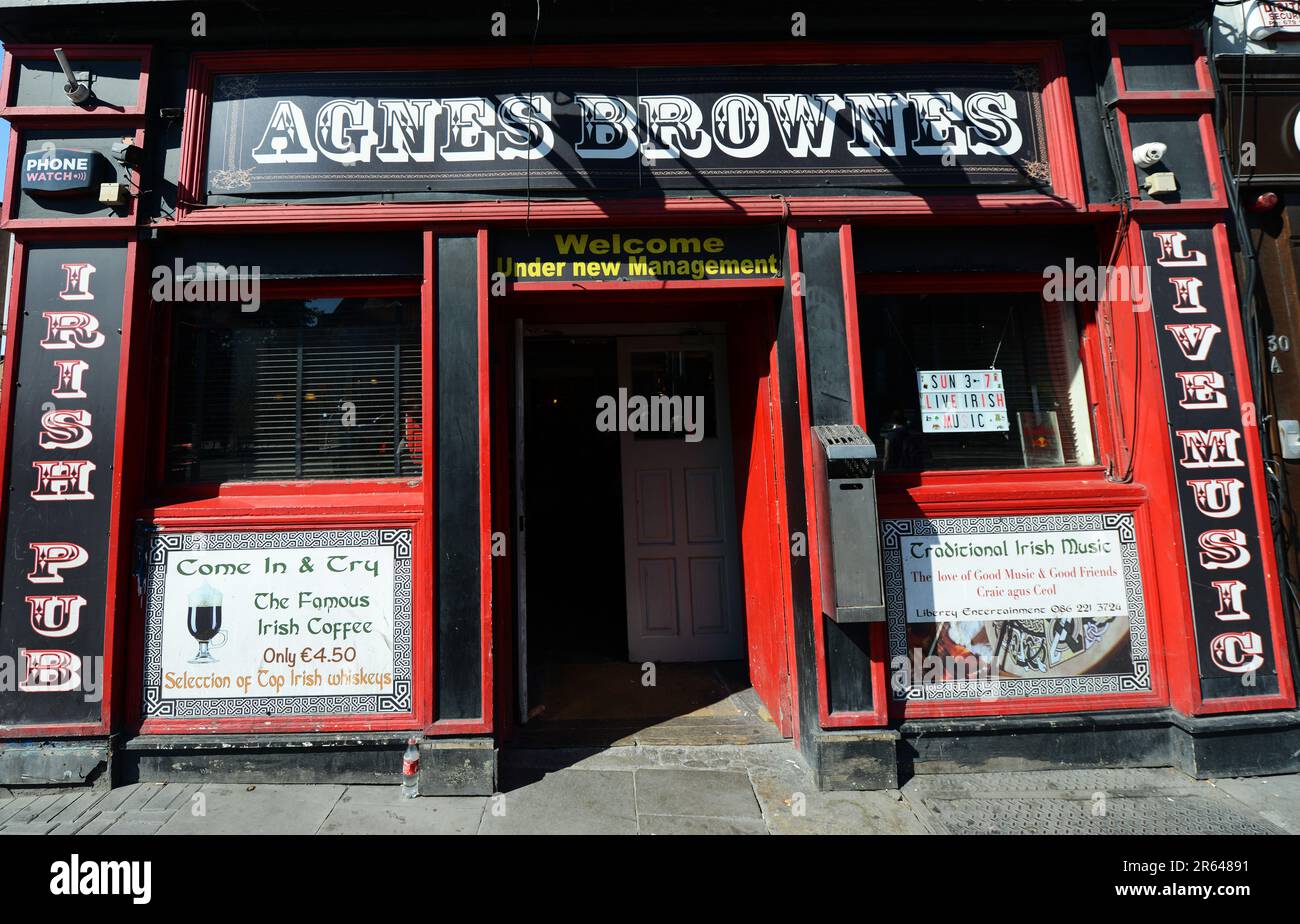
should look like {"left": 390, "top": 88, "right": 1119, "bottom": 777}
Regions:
{"left": 628, "top": 348, "right": 718, "bottom": 441}
{"left": 165, "top": 296, "right": 422, "bottom": 483}
{"left": 860, "top": 292, "right": 1093, "bottom": 472}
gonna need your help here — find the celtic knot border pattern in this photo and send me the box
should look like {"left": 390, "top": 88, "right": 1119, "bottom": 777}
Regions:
{"left": 142, "top": 527, "right": 414, "bottom": 719}
{"left": 880, "top": 513, "right": 1150, "bottom": 702}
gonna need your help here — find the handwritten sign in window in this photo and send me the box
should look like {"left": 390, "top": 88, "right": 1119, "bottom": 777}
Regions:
{"left": 917, "top": 369, "right": 1009, "bottom": 433}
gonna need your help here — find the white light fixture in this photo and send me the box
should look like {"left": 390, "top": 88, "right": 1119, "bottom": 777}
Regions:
{"left": 53, "top": 48, "right": 90, "bottom": 105}
{"left": 1132, "top": 142, "right": 1167, "bottom": 169}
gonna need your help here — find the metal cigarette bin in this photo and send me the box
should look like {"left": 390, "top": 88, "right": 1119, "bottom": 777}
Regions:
{"left": 811, "top": 424, "right": 886, "bottom": 623}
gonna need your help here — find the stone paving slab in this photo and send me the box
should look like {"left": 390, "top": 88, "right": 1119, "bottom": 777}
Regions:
{"left": 639, "top": 813, "right": 768, "bottom": 835}
{"left": 481, "top": 769, "right": 638, "bottom": 835}
{"left": 634, "top": 769, "right": 761, "bottom": 819}
{"left": 0, "top": 797, "right": 37, "bottom": 826}
{"left": 0, "top": 821, "right": 59, "bottom": 835}
{"left": 319, "top": 791, "right": 487, "bottom": 834}
{"left": 0, "top": 763, "right": 1297, "bottom": 835}
{"left": 103, "top": 818, "right": 168, "bottom": 836}
{"left": 156, "top": 784, "right": 346, "bottom": 835}
{"left": 750, "top": 765, "right": 932, "bottom": 835}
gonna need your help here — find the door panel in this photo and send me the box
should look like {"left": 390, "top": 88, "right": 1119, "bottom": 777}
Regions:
{"left": 635, "top": 469, "right": 675, "bottom": 543}
{"left": 684, "top": 469, "right": 725, "bottom": 541}
{"left": 638, "top": 559, "right": 680, "bottom": 634}
{"left": 619, "top": 335, "right": 745, "bottom": 662}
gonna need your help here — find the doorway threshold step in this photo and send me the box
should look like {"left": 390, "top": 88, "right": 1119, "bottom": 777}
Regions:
{"left": 502, "top": 741, "right": 805, "bottom": 775}
{"left": 511, "top": 715, "right": 787, "bottom": 749}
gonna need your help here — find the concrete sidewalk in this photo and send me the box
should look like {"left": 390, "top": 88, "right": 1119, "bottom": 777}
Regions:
{"left": 1, "top": 746, "right": 1298, "bottom": 834}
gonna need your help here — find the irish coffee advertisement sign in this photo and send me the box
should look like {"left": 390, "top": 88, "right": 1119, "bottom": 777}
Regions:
{"left": 0, "top": 242, "right": 128, "bottom": 727}
{"left": 205, "top": 64, "right": 1051, "bottom": 196}
{"left": 141, "top": 528, "right": 413, "bottom": 719}
{"left": 1143, "top": 226, "right": 1280, "bottom": 700}
{"left": 882, "top": 513, "right": 1151, "bottom": 702}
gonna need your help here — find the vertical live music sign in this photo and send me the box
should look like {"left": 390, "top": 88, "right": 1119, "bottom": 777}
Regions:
{"left": 0, "top": 242, "right": 127, "bottom": 726}
{"left": 1143, "top": 226, "right": 1279, "bottom": 700}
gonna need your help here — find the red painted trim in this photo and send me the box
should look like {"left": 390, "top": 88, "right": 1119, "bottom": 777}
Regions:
{"left": 420, "top": 230, "right": 437, "bottom": 729}
{"left": 1189, "top": 222, "right": 1296, "bottom": 714}
{"left": 0, "top": 44, "right": 151, "bottom": 119}
{"left": 99, "top": 236, "right": 141, "bottom": 738}
{"left": 789, "top": 226, "right": 890, "bottom": 729}
{"left": 848, "top": 262, "right": 1175, "bottom": 722}
{"left": 839, "top": 226, "right": 866, "bottom": 429}
{"left": 126, "top": 271, "right": 433, "bottom": 735}
{"left": 883, "top": 491, "right": 1170, "bottom": 720}
{"left": 174, "top": 41, "right": 1085, "bottom": 222}
{"left": 834, "top": 223, "right": 889, "bottom": 725}
{"left": 1113, "top": 108, "right": 1227, "bottom": 212}
{"left": 135, "top": 516, "right": 425, "bottom": 736}
{"left": 3, "top": 122, "right": 145, "bottom": 230}
{"left": 760, "top": 277, "right": 804, "bottom": 744}
{"left": 0, "top": 236, "right": 27, "bottom": 568}
{"left": 477, "top": 228, "right": 494, "bottom": 731}
{"left": 429, "top": 718, "right": 491, "bottom": 736}
{"left": 506, "top": 278, "right": 785, "bottom": 294}
{"left": 0, "top": 233, "right": 142, "bottom": 739}
{"left": 168, "top": 197, "right": 1090, "bottom": 231}
{"left": 1105, "top": 33, "right": 1226, "bottom": 214}
{"left": 490, "top": 286, "right": 796, "bottom": 740}
{"left": 0, "top": 237, "right": 34, "bottom": 739}
{"left": 1109, "top": 29, "right": 1214, "bottom": 99}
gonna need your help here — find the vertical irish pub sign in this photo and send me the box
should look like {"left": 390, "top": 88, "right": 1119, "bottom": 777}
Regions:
{"left": 1143, "top": 226, "right": 1279, "bottom": 700}
{"left": 0, "top": 242, "right": 127, "bottom": 726}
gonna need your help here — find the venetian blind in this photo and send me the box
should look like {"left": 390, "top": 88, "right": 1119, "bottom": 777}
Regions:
{"left": 165, "top": 296, "right": 422, "bottom": 483}
{"left": 860, "top": 292, "right": 1094, "bottom": 472}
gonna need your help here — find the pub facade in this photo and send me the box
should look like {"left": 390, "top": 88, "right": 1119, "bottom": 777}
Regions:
{"left": 0, "top": 0, "right": 1297, "bottom": 793}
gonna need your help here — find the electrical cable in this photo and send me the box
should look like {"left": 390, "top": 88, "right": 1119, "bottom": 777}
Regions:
{"left": 1088, "top": 34, "right": 1138, "bottom": 483}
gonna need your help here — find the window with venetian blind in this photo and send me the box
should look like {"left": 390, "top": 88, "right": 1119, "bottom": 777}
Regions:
{"left": 165, "top": 295, "right": 422, "bottom": 483}
{"left": 859, "top": 291, "right": 1095, "bottom": 473}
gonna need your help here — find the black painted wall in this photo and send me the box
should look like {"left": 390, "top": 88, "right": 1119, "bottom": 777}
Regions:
{"left": 797, "top": 228, "right": 874, "bottom": 717}
{"left": 436, "top": 235, "right": 483, "bottom": 721}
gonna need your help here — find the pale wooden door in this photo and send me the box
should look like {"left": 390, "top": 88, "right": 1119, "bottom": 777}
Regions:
{"left": 617, "top": 335, "right": 745, "bottom": 662}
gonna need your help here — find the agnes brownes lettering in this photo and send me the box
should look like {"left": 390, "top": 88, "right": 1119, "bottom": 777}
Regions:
{"left": 250, "top": 90, "right": 1025, "bottom": 166}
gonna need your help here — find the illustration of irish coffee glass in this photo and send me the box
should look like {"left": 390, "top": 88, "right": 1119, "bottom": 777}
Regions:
{"left": 187, "top": 581, "right": 228, "bottom": 663}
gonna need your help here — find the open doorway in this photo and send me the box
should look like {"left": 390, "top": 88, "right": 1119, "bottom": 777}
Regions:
{"left": 514, "top": 320, "right": 784, "bottom": 744}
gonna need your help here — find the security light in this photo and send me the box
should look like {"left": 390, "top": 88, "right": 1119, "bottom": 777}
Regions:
{"left": 53, "top": 48, "right": 91, "bottom": 105}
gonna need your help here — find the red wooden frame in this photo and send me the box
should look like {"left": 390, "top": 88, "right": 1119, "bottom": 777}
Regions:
{"left": 0, "top": 44, "right": 152, "bottom": 119}
{"left": 488, "top": 285, "right": 798, "bottom": 741}
{"left": 2, "top": 122, "right": 146, "bottom": 230}
{"left": 1108, "top": 29, "right": 1216, "bottom": 105}
{"left": 128, "top": 277, "right": 433, "bottom": 735}
{"left": 1107, "top": 30, "right": 1227, "bottom": 213}
{"left": 0, "top": 231, "right": 140, "bottom": 739}
{"left": 1125, "top": 218, "right": 1297, "bottom": 716}
{"left": 171, "top": 41, "right": 1086, "bottom": 227}
{"left": 846, "top": 257, "right": 1171, "bottom": 720}
{"left": 5, "top": 29, "right": 1289, "bottom": 746}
